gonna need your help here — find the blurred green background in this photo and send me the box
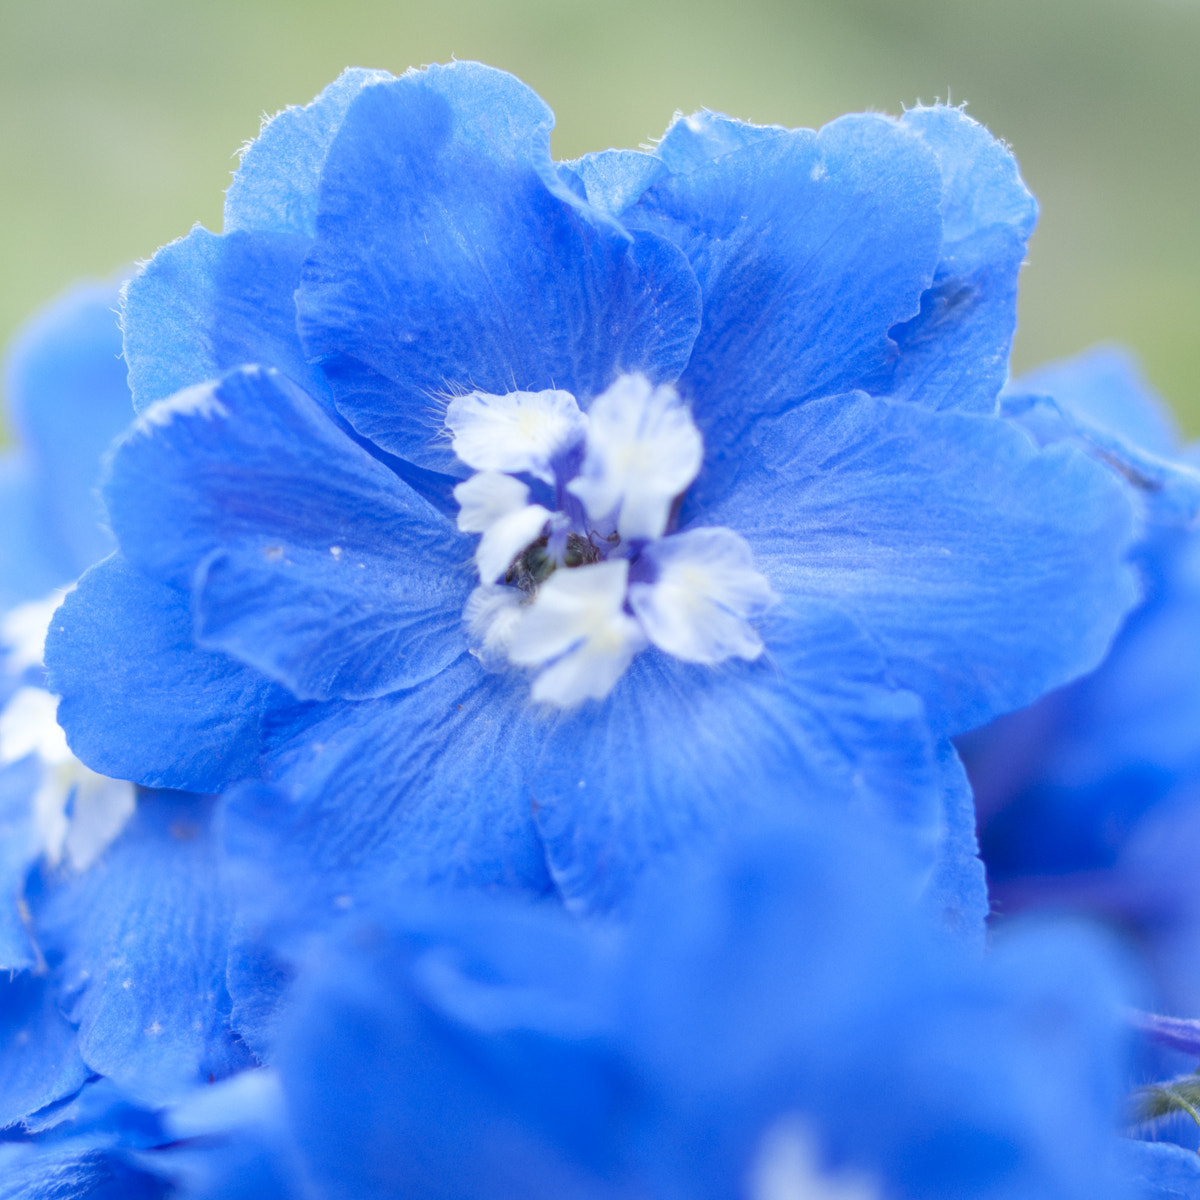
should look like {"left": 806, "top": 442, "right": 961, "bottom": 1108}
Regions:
{"left": 2, "top": 0, "right": 1198, "bottom": 430}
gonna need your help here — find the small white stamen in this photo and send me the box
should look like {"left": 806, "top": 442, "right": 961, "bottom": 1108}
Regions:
{"left": 568, "top": 375, "right": 703, "bottom": 540}
{"left": 454, "top": 472, "right": 551, "bottom": 584}
{"left": 2, "top": 592, "right": 69, "bottom": 675}
{"left": 445, "top": 388, "right": 586, "bottom": 484}
{"left": 629, "top": 527, "right": 779, "bottom": 664}
{"left": 749, "top": 1118, "right": 880, "bottom": 1200}
{"left": 507, "top": 561, "right": 645, "bottom": 705}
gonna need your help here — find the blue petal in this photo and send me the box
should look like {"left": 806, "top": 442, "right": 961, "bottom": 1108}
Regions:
{"left": 973, "top": 529, "right": 1200, "bottom": 881}
{"left": 224, "top": 914, "right": 294, "bottom": 1060}
{"left": 531, "top": 599, "right": 942, "bottom": 915}
{"left": 46, "top": 555, "right": 271, "bottom": 792}
{"left": 1002, "top": 347, "right": 1200, "bottom": 525}
{"left": 120, "top": 222, "right": 462, "bottom": 515}
{"left": 296, "top": 62, "right": 701, "bottom": 472}
{"left": 921, "top": 740, "right": 988, "bottom": 952}
{"left": 560, "top": 148, "right": 665, "bottom": 219}
{"left": 219, "top": 693, "right": 557, "bottom": 1057}
{"left": 1119, "top": 1139, "right": 1200, "bottom": 1198}
{"left": 145, "top": 1071, "right": 311, "bottom": 1200}
{"left": 652, "top": 109, "right": 788, "bottom": 173}
{"left": 224, "top": 67, "right": 394, "bottom": 237}
{"left": 1018, "top": 344, "right": 1180, "bottom": 457}
{"left": 35, "top": 790, "right": 254, "bottom": 1107}
{"left": 1040, "top": 531, "right": 1200, "bottom": 790}
{"left": 884, "top": 105, "right": 1038, "bottom": 415}
{"left": 0, "top": 756, "right": 41, "bottom": 970}
{"left": 3, "top": 280, "right": 130, "bottom": 584}
{"left": 627, "top": 112, "right": 942, "bottom": 498}
{"left": 221, "top": 698, "right": 558, "bottom": 1053}
{"left": 126, "top": 67, "right": 392, "bottom": 413}
{"left": 1002, "top": 390, "right": 1200, "bottom": 525}
{"left": 0, "top": 1142, "right": 167, "bottom": 1199}
{"left": 622, "top": 844, "right": 1134, "bottom": 1199}
{"left": 105, "top": 367, "right": 471, "bottom": 700}
{"left": 703, "top": 391, "right": 1140, "bottom": 735}
{"left": 247, "top": 657, "right": 554, "bottom": 911}
{"left": 0, "top": 456, "right": 65, "bottom": 609}
{"left": 122, "top": 227, "right": 328, "bottom": 414}
{"left": 274, "top": 895, "right": 614, "bottom": 1200}
{"left": 0, "top": 971, "right": 89, "bottom": 1129}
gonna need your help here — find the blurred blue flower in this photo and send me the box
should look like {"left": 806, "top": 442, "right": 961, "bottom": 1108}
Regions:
{"left": 0, "top": 286, "right": 251, "bottom": 1131}
{"left": 46, "top": 64, "right": 1138, "bottom": 934}
{"left": 0, "top": 283, "right": 140, "bottom": 1129}
{"left": 961, "top": 347, "right": 1200, "bottom": 1016}
{"left": 133, "top": 816, "right": 1145, "bottom": 1200}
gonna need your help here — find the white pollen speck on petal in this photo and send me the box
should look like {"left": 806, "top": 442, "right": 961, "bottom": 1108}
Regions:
{"left": 507, "top": 560, "right": 645, "bottom": 706}
{"left": 629, "top": 527, "right": 779, "bottom": 664}
{"left": 567, "top": 374, "right": 703, "bottom": 541}
{"left": 749, "top": 1117, "right": 880, "bottom": 1200}
{"left": 446, "top": 388, "right": 586, "bottom": 484}
{"left": 2, "top": 591, "right": 69, "bottom": 675}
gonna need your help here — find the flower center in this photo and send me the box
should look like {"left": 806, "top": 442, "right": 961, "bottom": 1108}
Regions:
{"left": 446, "top": 374, "right": 777, "bottom": 706}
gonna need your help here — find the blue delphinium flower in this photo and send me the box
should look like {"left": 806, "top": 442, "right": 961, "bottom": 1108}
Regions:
{"left": 0, "top": 282, "right": 144, "bottom": 1130}
{"left": 47, "top": 63, "right": 1138, "bottom": 944}
{"left": 119, "top": 813, "right": 1145, "bottom": 1200}
{"left": 0, "top": 284, "right": 253, "bottom": 1132}
{"left": 959, "top": 347, "right": 1200, "bottom": 1016}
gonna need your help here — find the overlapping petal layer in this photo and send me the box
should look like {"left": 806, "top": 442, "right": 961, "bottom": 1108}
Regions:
{"left": 704, "top": 391, "right": 1139, "bottom": 735}
{"left": 47, "top": 557, "right": 270, "bottom": 792}
{"left": 104, "top": 368, "right": 472, "bottom": 700}
{"left": 35, "top": 791, "right": 252, "bottom": 1107}
{"left": 297, "top": 64, "right": 702, "bottom": 473}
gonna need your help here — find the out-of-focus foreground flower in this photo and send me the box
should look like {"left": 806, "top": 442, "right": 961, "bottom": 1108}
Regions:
{"left": 0, "top": 816, "right": 1169, "bottom": 1200}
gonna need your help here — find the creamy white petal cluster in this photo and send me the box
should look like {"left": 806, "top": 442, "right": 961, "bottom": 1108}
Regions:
{"left": 446, "top": 375, "right": 778, "bottom": 706}
{"left": 0, "top": 595, "right": 135, "bottom": 871}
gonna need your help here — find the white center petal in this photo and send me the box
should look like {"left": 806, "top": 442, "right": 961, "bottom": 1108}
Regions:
{"left": 749, "top": 1118, "right": 881, "bottom": 1200}
{"left": 454, "top": 470, "right": 533, "bottom": 532}
{"left": 463, "top": 585, "right": 526, "bottom": 671}
{"left": 476, "top": 506, "right": 551, "bottom": 584}
{"left": 2, "top": 592, "right": 68, "bottom": 675}
{"left": 61, "top": 772, "right": 136, "bottom": 872}
{"left": 446, "top": 388, "right": 586, "bottom": 484}
{"left": 0, "top": 686, "right": 71, "bottom": 765}
{"left": 567, "top": 374, "right": 703, "bottom": 541}
{"left": 454, "top": 470, "right": 551, "bottom": 583}
{"left": 507, "top": 560, "right": 645, "bottom": 705}
{"left": 629, "top": 527, "right": 779, "bottom": 664}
